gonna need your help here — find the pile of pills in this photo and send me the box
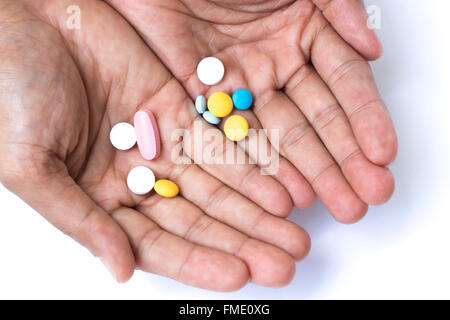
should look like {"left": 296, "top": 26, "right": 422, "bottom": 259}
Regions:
{"left": 196, "top": 57, "right": 253, "bottom": 142}
{"left": 110, "top": 110, "right": 179, "bottom": 197}
{"left": 109, "top": 56, "right": 252, "bottom": 196}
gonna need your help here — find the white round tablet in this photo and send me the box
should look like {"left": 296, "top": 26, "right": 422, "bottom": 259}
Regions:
{"left": 197, "top": 57, "right": 225, "bottom": 86}
{"left": 127, "top": 166, "right": 156, "bottom": 195}
{"left": 110, "top": 122, "right": 136, "bottom": 151}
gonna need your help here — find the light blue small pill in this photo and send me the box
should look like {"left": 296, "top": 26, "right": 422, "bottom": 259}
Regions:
{"left": 195, "top": 95, "right": 206, "bottom": 114}
{"left": 232, "top": 89, "right": 253, "bottom": 110}
{"left": 203, "top": 111, "right": 221, "bottom": 125}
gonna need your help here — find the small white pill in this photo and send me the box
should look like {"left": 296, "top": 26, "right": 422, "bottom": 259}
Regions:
{"left": 110, "top": 122, "right": 136, "bottom": 151}
{"left": 195, "top": 95, "right": 207, "bottom": 114}
{"left": 197, "top": 57, "right": 225, "bottom": 86}
{"left": 202, "top": 111, "right": 221, "bottom": 125}
{"left": 127, "top": 166, "right": 155, "bottom": 195}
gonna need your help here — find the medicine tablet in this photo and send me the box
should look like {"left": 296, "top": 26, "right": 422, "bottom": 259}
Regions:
{"left": 207, "top": 92, "right": 233, "bottom": 118}
{"left": 134, "top": 110, "right": 161, "bottom": 160}
{"left": 109, "top": 122, "right": 136, "bottom": 151}
{"left": 197, "top": 57, "right": 225, "bottom": 86}
{"left": 224, "top": 115, "right": 249, "bottom": 142}
{"left": 195, "top": 95, "right": 207, "bottom": 114}
{"left": 203, "top": 111, "right": 221, "bottom": 125}
{"left": 127, "top": 166, "right": 156, "bottom": 195}
{"left": 154, "top": 180, "right": 179, "bottom": 198}
{"left": 232, "top": 89, "right": 253, "bottom": 110}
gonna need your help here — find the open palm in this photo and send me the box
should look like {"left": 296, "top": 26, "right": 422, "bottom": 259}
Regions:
{"left": 108, "top": 0, "right": 398, "bottom": 223}
{"left": 0, "top": 0, "right": 311, "bottom": 290}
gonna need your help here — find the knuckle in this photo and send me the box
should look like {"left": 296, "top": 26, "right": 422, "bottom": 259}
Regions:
{"left": 328, "top": 58, "right": 369, "bottom": 88}
{"left": 312, "top": 103, "right": 344, "bottom": 131}
{"left": 285, "top": 64, "right": 314, "bottom": 93}
{"left": 184, "top": 215, "right": 215, "bottom": 241}
{"left": 349, "top": 98, "right": 384, "bottom": 120}
{"left": 204, "top": 184, "right": 232, "bottom": 213}
{"left": 136, "top": 227, "right": 164, "bottom": 260}
{"left": 311, "top": 162, "right": 336, "bottom": 185}
{"left": 280, "top": 122, "right": 312, "bottom": 151}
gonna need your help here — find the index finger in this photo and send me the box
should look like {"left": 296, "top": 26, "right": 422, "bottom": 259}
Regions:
{"left": 310, "top": 23, "right": 398, "bottom": 166}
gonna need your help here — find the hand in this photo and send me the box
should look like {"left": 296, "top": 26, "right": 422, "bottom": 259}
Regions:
{"left": 0, "top": 0, "right": 310, "bottom": 290}
{"left": 107, "top": 0, "right": 398, "bottom": 223}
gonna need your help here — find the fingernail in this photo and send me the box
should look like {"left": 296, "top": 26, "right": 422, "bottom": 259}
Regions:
{"left": 101, "top": 258, "right": 119, "bottom": 282}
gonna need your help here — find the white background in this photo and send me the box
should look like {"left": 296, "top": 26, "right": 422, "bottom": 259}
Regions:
{"left": 1, "top": 0, "right": 449, "bottom": 299}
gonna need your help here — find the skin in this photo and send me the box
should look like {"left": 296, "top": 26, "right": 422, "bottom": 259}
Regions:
{"left": 0, "top": 0, "right": 398, "bottom": 291}
{"left": 107, "top": 0, "right": 398, "bottom": 223}
{"left": 0, "top": 0, "right": 311, "bottom": 290}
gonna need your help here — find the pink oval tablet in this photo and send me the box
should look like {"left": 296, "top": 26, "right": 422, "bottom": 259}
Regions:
{"left": 134, "top": 110, "right": 161, "bottom": 160}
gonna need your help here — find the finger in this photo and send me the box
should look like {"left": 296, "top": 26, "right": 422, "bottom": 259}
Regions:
{"left": 163, "top": 163, "right": 311, "bottom": 261}
{"left": 183, "top": 117, "right": 293, "bottom": 217}
{"left": 136, "top": 192, "right": 298, "bottom": 287}
{"left": 312, "top": 0, "right": 383, "bottom": 60}
{"left": 285, "top": 64, "right": 394, "bottom": 205}
{"left": 218, "top": 108, "right": 316, "bottom": 210}
{"left": 253, "top": 90, "right": 368, "bottom": 223}
{"left": 0, "top": 156, "right": 135, "bottom": 282}
{"left": 112, "top": 207, "right": 249, "bottom": 291}
{"left": 309, "top": 23, "right": 398, "bottom": 166}
{"left": 193, "top": 64, "right": 316, "bottom": 210}
{"left": 119, "top": 153, "right": 310, "bottom": 262}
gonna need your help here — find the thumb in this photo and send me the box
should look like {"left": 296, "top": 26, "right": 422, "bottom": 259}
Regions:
{"left": 313, "top": 0, "right": 383, "bottom": 60}
{"left": 0, "top": 154, "right": 135, "bottom": 283}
